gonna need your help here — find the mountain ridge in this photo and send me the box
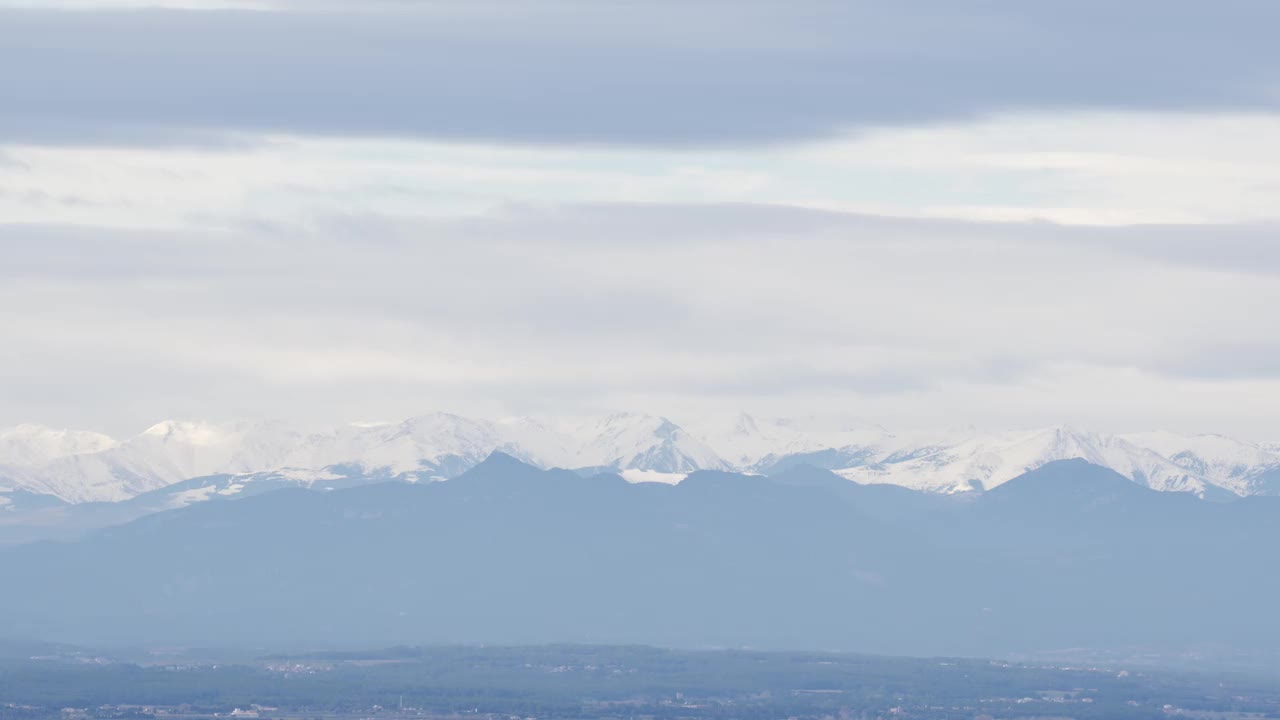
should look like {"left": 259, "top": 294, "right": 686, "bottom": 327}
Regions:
{"left": 3, "top": 415, "right": 1279, "bottom": 505}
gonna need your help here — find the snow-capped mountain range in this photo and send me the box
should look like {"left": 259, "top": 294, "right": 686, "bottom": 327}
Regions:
{"left": 834, "top": 426, "right": 1243, "bottom": 501}
{"left": 1, "top": 413, "right": 1278, "bottom": 506}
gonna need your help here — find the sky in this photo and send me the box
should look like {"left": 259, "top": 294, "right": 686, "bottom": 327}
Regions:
{"left": 2, "top": 1, "right": 1280, "bottom": 440}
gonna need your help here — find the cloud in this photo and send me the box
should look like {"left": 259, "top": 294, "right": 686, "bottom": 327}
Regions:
{"left": 4, "top": 3, "right": 1279, "bottom": 438}
{"left": 2, "top": 2, "right": 1279, "bottom": 148}
{"left": 6, "top": 110, "right": 1280, "bottom": 230}
{"left": 0, "top": 151, "right": 28, "bottom": 169}
{"left": 4, "top": 204, "right": 1280, "bottom": 438}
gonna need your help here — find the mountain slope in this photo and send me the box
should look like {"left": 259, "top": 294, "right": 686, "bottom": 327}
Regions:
{"left": 1123, "top": 431, "right": 1280, "bottom": 496}
{"left": 0, "top": 424, "right": 117, "bottom": 467}
{"left": 568, "top": 413, "right": 729, "bottom": 473}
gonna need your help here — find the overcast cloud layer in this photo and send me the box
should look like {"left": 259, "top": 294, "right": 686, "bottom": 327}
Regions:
{"left": 2, "top": 2, "right": 1280, "bottom": 439}
{"left": 4, "top": 207, "right": 1280, "bottom": 439}
{"left": 4, "top": 1, "right": 1280, "bottom": 147}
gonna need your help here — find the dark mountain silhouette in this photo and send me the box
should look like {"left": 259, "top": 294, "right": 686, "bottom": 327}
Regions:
{"left": 0, "top": 456, "right": 1276, "bottom": 658}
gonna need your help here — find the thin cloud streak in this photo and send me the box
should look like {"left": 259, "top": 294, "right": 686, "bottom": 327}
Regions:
{"left": 6, "top": 111, "right": 1280, "bottom": 229}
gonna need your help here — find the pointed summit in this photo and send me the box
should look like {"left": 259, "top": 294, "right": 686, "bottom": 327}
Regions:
{"left": 732, "top": 412, "right": 759, "bottom": 435}
{"left": 477, "top": 449, "right": 536, "bottom": 471}
{"left": 988, "top": 458, "right": 1150, "bottom": 503}
{"left": 572, "top": 414, "right": 728, "bottom": 473}
{"left": 452, "top": 450, "right": 545, "bottom": 483}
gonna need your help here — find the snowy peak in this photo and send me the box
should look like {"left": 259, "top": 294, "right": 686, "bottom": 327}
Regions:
{"left": 128, "top": 419, "right": 309, "bottom": 477}
{"left": 0, "top": 424, "right": 118, "bottom": 468}
{"left": 140, "top": 419, "right": 233, "bottom": 444}
{"left": 572, "top": 413, "right": 728, "bottom": 473}
{"left": 332, "top": 413, "right": 513, "bottom": 476}
{"left": 684, "top": 412, "right": 798, "bottom": 467}
{"left": 684, "top": 412, "right": 892, "bottom": 470}
{"left": 840, "top": 425, "right": 1232, "bottom": 500}
{"left": 1122, "top": 431, "right": 1280, "bottom": 497}
{"left": 0, "top": 419, "right": 316, "bottom": 503}
{"left": 732, "top": 411, "right": 759, "bottom": 436}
